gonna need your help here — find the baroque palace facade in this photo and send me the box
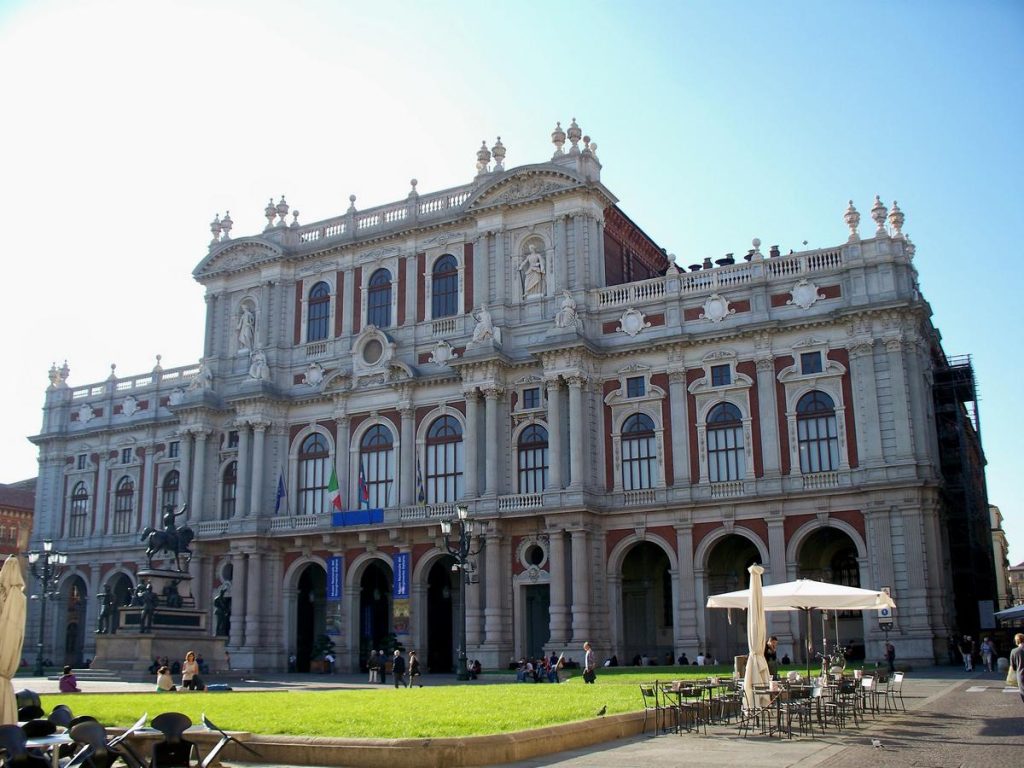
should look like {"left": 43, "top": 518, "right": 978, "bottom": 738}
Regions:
{"left": 30, "top": 120, "right": 993, "bottom": 673}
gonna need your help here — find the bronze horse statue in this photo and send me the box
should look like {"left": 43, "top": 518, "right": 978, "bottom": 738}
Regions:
{"left": 141, "top": 503, "right": 195, "bottom": 570}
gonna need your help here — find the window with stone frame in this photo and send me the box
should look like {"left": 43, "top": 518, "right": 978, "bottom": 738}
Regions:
{"left": 218, "top": 462, "right": 236, "bottom": 519}
{"left": 425, "top": 415, "right": 463, "bottom": 504}
{"left": 800, "top": 351, "right": 824, "bottom": 375}
{"left": 360, "top": 424, "right": 395, "bottom": 509}
{"left": 796, "top": 391, "right": 840, "bottom": 473}
{"left": 307, "top": 281, "right": 331, "bottom": 342}
{"left": 621, "top": 413, "right": 657, "bottom": 490}
{"left": 367, "top": 268, "right": 393, "bottom": 328}
{"left": 626, "top": 376, "right": 646, "bottom": 398}
{"left": 298, "top": 433, "right": 330, "bottom": 516}
{"left": 113, "top": 476, "right": 134, "bottom": 534}
{"left": 69, "top": 481, "right": 89, "bottom": 538}
{"left": 517, "top": 424, "right": 549, "bottom": 494}
{"left": 431, "top": 254, "right": 459, "bottom": 319}
{"left": 711, "top": 364, "right": 732, "bottom": 387}
{"left": 161, "top": 469, "right": 180, "bottom": 515}
{"left": 707, "top": 402, "right": 745, "bottom": 482}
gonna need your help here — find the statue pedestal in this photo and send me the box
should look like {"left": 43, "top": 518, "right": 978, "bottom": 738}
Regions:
{"left": 92, "top": 633, "right": 228, "bottom": 674}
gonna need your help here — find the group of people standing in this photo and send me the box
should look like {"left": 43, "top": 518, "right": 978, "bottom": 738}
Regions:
{"left": 366, "top": 649, "right": 422, "bottom": 688}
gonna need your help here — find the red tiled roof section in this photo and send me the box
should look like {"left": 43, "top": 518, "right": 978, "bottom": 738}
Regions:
{"left": 0, "top": 481, "right": 35, "bottom": 511}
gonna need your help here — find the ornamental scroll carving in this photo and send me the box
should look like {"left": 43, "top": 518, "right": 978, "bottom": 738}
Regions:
{"left": 787, "top": 279, "right": 826, "bottom": 310}
{"left": 700, "top": 293, "right": 735, "bottom": 323}
{"left": 617, "top": 308, "right": 651, "bottom": 337}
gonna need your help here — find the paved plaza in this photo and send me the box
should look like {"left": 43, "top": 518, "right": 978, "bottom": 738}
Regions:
{"left": 17, "top": 665, "right": 1024, "bottom": 767}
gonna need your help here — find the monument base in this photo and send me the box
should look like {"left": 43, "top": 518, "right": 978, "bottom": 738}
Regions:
{"left": 92, "top": 633, "right": 228, "bottom": 674}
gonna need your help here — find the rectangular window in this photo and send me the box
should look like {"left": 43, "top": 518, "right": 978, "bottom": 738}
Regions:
{"left": 228, "top": 431, "right": 239, "bottom": 449}
{"left": 77, "top": 454, "right": 87, "bottom": 470}
{"left": 168, "top": 441, "right": 180, "bottom": 459}
{"left": 711, "top": 364, "right": 731, "bottom": 387}
{"left": 121, "top": 448, "right": 132, "bottom": 464}
{"left": 522, "top": 387, "right": 541, "bottom": 410}
{"left": 801, "top": 351, "right": 823, "bottom": 375}
{"left": 626, "top": 376, "right": 646, "bottom": 398}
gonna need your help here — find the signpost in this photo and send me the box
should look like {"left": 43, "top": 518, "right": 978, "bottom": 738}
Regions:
{"left": 879, "top": 586, "right": 895, "bottom": 641}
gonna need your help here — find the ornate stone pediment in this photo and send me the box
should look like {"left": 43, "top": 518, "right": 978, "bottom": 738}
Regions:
{"left": 193, "top": 239, "right": 283, "bottom": 278}
{"left": 466, "top": 167, "right": 581, "bottom": 211}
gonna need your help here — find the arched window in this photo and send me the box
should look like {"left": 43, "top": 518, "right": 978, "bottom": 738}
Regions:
{"left": 707, "top": 403, "right": 745, "bottom": 482}
{"left": 621, "top": 413, "right": 657, "bottom": 490}
{"left": 431, "top": 254, "right": 458, "bottom": 318}
{"left": 797, "top": 391, "right": 839, "bottom": 473}
{"left": 298, "top": 433, "right": 330, "bottom": 516}
{"left": 517, "top": 424, "right": 549, "bottom": 494}
{"left": 69, "top": 481, "right": 89, "bottom": 538}
{"left": 367, "top": 269, "right": 392, "bottom": 328}
{"left": 360, "top": 425, "right": 394, "bottom": 509}
{"left": 221, "top": 462, "right": 237, "bottom": 520}
{"left": 306, "top": 281, "right": 331, "bottom": 342}
{"left": 425, "top": 416, "right": 463, "bottom": 504}
{"left": 161, "top": 470, "right": 180, "bottom": 516}
{"left": 113, "top": 476, "right": 134, "bottom": 534}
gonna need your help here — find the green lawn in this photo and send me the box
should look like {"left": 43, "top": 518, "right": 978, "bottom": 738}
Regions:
{"left": 38, "top": 667, "right": 735, "bottom": 738}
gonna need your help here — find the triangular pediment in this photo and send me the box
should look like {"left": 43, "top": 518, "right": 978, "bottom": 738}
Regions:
{"left": 465, "top": 165, "right": 585, "bottom": 211}
{"left": 193, "top": 238, "right": 284, "bottom": 279}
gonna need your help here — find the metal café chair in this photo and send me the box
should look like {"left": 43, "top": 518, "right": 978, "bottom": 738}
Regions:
{"left": 0, "top": 724, "right": 51, "bottom": 768}
{"left": 887, "top": 670, "right": 907, "bottom": 712}
{"left": 639, "top": 683, "right": 663, "bottom": 734}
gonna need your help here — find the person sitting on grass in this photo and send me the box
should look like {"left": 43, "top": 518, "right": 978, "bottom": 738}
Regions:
{"left": 156, "top": 665, "right": 176, "bottom": 691}
{"left": 59, "top": 666, "right": 81, "bottom": 693}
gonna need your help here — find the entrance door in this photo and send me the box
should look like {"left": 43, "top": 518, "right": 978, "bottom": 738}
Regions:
{"left": 524, "top": 584, "right": 550, "bottom": 660}
{"left": 426, "top": 558, "right": 455, "bottom": 673}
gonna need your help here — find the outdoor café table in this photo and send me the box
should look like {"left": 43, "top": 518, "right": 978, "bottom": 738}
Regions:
{"left": 25, "top": 732, "right": 72, "bottom": 768}
{"left": 665, "top": 681, "right": 707, "bottom": 733}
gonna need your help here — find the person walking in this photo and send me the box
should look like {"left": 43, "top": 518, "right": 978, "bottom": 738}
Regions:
{"left": 1009, "top": 633, "right": 1024, "bottom": 705}
{"left": 885, "top": 641, "right": 896, "bottom": 674}
{"left": 959, "top": 635, "right": 974, "bottom": 672}
{"left": 392, "top": 649, "right": 407, "bottom": 688}
{"left": 980, "top": 636, "right": 995, "bottom": 672}
{"left": 408, "top": 650, "right": 422, "bottom": 687}
{"left": 367, "top": 650, "right": 380, "bottom": 684}
{"left": 583, "top": 641, "right": 597, "bottom": 684}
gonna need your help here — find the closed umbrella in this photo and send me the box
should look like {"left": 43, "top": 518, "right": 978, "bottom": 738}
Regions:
{"left": 0, "top": 555, "right": 27, "bottom": 724}
{"left": 742, "top": 564, "right": 771, "bottom": 711}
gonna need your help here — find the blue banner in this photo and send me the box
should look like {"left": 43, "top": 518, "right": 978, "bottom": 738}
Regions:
{"left": 393, "top": 552, "right": 410, "bottom": 599}
{"left": 327, "top": 555, "right": 343, "bottom": 601}
{"left": 331, "top": 508, "right": 384, "bottom": 527}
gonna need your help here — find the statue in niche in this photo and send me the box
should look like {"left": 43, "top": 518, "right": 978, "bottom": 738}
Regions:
{"left": 471, "top": 304, "right": 500, "bottom": 345}
{"left": 213, "top": 584, "right": 231, "bottom": 637}
{"left": 554, "top": 291, "right": 582, "bottom": 330}
{"left": 518, "top": 243, "right": 546, "bottom": 298}
{"left": 248, "top": 350, "right": 268, "bottom": 380}
{"left": 236, "top": 304, "right": 256, "bottom": 351}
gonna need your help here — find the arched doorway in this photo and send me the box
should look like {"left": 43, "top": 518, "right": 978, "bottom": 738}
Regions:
{"left": 426, "top": 556, "right": 456, "bottom": 673}
{"left": 621, "top": 542, "right": 672, "bottom": 665}
{"left": 797, "top": 528, "right": 862, "bottom": 663}
{"left": 358, "top": 560, "right": 393, "bottom": 667}
{"left": 107, "top": 573, "right": 134, "bottom": 634}
{"left": 705, "top": 535, "right": 761, "bottom": 664}
{"left": 62, "top": 576, "right": 87, "bottom": 667}
{"left": 295, "top": 563, "right": 327, "bottom": 673}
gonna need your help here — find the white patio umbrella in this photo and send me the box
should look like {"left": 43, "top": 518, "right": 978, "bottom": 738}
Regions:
{"left": 742, "top": 564, "right": 771, "bottom": 711}
{"left": 0, "top": 555, "right": 27, "bottom": 725}
{"left": 707, "top": 578, "right": 896, "bottom": 676}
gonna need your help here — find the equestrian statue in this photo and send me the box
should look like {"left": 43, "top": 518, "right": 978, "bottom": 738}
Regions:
{"left": 141, "top": 503, "right": 195, "bottom": 571}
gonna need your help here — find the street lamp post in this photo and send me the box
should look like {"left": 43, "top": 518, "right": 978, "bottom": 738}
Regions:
{"left": 440, "top": 502, "right": 483, "bottom": 681}
{"left": 25, "top": 539, "right": 68, "bottom": 677}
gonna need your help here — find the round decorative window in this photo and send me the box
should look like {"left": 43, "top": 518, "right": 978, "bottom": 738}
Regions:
{"left": 363, "top": 339, "right": 383, "bottom": 365}
{"left": 516, "top": 536, "right": 549, "bottom": 570}
{"left": 525, "top": 544, "right": 544, "bottom": 567}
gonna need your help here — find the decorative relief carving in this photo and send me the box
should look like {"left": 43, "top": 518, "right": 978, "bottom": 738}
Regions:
{"left": 78, "top": 403, "right": 95, "bottom": 423}
{"left": 303, "top": 362, "right": 325, "bottom": 388}
{"left": 121, "top": 396, "right": 139, "bottom": 417}
{"left": 700, "top": 293, "right": 735, "bottom": 323}
{"left": 788, "top": 279, "right": 826, "bottom": 310}
{"left": 617, "top": 307, "right": 651, "bottom": 337}
{"left": 429, "top": 341, "right": 459, "bottom": 366}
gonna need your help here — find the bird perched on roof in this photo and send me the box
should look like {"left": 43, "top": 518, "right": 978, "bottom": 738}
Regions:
{"left": 595, "top": 705, "right": 606, "bottom": 717}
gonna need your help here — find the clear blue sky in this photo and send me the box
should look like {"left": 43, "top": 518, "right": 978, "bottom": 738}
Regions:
{"left": 1, "top": 0, "right": 1021, "bottom": 562}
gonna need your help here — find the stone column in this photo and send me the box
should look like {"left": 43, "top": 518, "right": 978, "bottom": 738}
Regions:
{"left": 674, "top": 524, "right": 699, "bottom": 649}
{"left": 885, "top": 337, "right": 914, "bottom": 460}
{"left": 335, "top": 415, "right": 351, "bottom": 509}
{"left": 259, "top": 281, "right": 271, "bottom": 348}
{"left": 755, "top": 357, "right": 781, "bottom": 476}
{"left": 229, "top": 550, "right": 247, "bottom": 648}
{"left": 177, "top": 432, "right": 192, "bottom": 519}
{"left": 569, "top": 528, "right": 591, "bottom": 641}
{"left": 236, "top": 422, "right": 250, "bottom": 518}
{"left": 474, "top": 233, "right": 489, "bottom": 307}
{"left": 189, "top": 430, "right": 209, "bottom": 520}
{"left": 250, "top": 421, "right": 267, "bottom": 516}
{"left": 848, "top": 341, "right": 884, "bottom": 465}
{"left": 204, "top": 293, "right": 217, "bottom": 358}
{"left": 484, "top": 529, "right": 504, "bottom": 644}
{"left": 766, "top": 516, "right": 791, "bottom": 640}
{"left": 547, "top": 527, "right": 570, "bottom": 645}
{"left": 464, "top": 389, "right": 480, "bottom": 497}
{"left": 466, "top": 553, "right": 482, "bottom": 648}
{"left": 668, "top": 371, "right": 690, "bottom": 485}
{"left": 495, "top": 229, "right": 507, "bottom": 304}
{"left": 244, "top": 549, "right": 263, "bottom": 650}
{"left": 546, "top": 378, "right": 563, "bottom": 491}
{"left": 483, "top": 387, "right": 501, "bottom": 496}
{"left": 567, "top": 376, "right": 585, "bottom": 488}
{"left": 400, "top": 404, "right": 415, "bottom": 506}
{"left": 142, "top": 445, "right": 157, "bottom": 529}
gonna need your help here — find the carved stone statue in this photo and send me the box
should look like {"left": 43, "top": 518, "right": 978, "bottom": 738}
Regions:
{"left": 237, "top": 304, "right": 256, "bottom": 351}
{"left": 554, "top": 291, "right": 581, "bottom": 330}
{"left": 518, "top": 243, "right": 546, "bottom": 298}
{"left": 96, "top": 585, "right": 113, "bottom": 634}
{"left": 248, "top": 350, "right": 268, "bottom": 380}
{"left": 139, "top": 582, "right": 157, "bottom": 633}
{"left": 140, "top": 503, "right": 195, "bottom": 571}
{"left": 187, "top": 360, "right": 212, "bottom": 391}
{"left": 471, "top": 305, "right": 498, "bottom": 344}
{"left": 213, "top": 585, "right": 231, "bottom": 637}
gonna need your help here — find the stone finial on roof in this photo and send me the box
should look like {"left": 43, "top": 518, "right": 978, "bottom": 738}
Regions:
{"left": 492, "top": 137, "right": 506, "bottom": 172}
{"left": 888, "top": 200, "right": 905, "bottom": 239}
{"left": 750, "top": 237, "right": 763, "bottom": 261}
{"left": 408, "top": 178, "right": 419, "bottom": 199}
{"left": 264, "top": 198, "right": 277, "bottom": 230}
{"left": 843, "top": 200, "right": 860, "bottom": 242}
{"left": 276, "top": 196, "right": 289, "bottom": 227}
{"left": 347, "top": 194, "right": 357, "bottom": 213}
{"left": 210, "top": 213, "right": 222, "bottom": 245}
{"left": 220, "top": 210, "right": 232, "bottom": 240}
{"left": 290, "top": 210, "right": 300, "bottom": 228}
{"left": 567, "top": 118, "right": 582, "bottom": 155}
{"left": 153, "top": 354, "right": 163, "bottom": 373}
{"left": 107, "top": 363, "right": 117, "bottom": 381}
{"left": 476, "top": 140, "right": 492, "bottom": 175}
{"left": 551, "top": 121, "right": 566, "bottom": 157}
{"left": 871, "top": 195, "right": 887, "bottom": 235}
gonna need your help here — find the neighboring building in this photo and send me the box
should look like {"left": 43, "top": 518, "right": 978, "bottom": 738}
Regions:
{"left": 1009, "top": 561, "right": 1024, "bottom": 606}
{"left": 990, "top": 505, "right": 1012, "bottom": 611}
{"left": 0, "top": 479, "right": 34, "bottom": 557}
{"left": 29, "top": 121, "right": 995, "bottom": 671}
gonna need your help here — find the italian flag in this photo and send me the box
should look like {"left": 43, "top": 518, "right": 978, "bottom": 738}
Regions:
{"left": 327, "top": 467, "right": 343, "bottom": 511}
